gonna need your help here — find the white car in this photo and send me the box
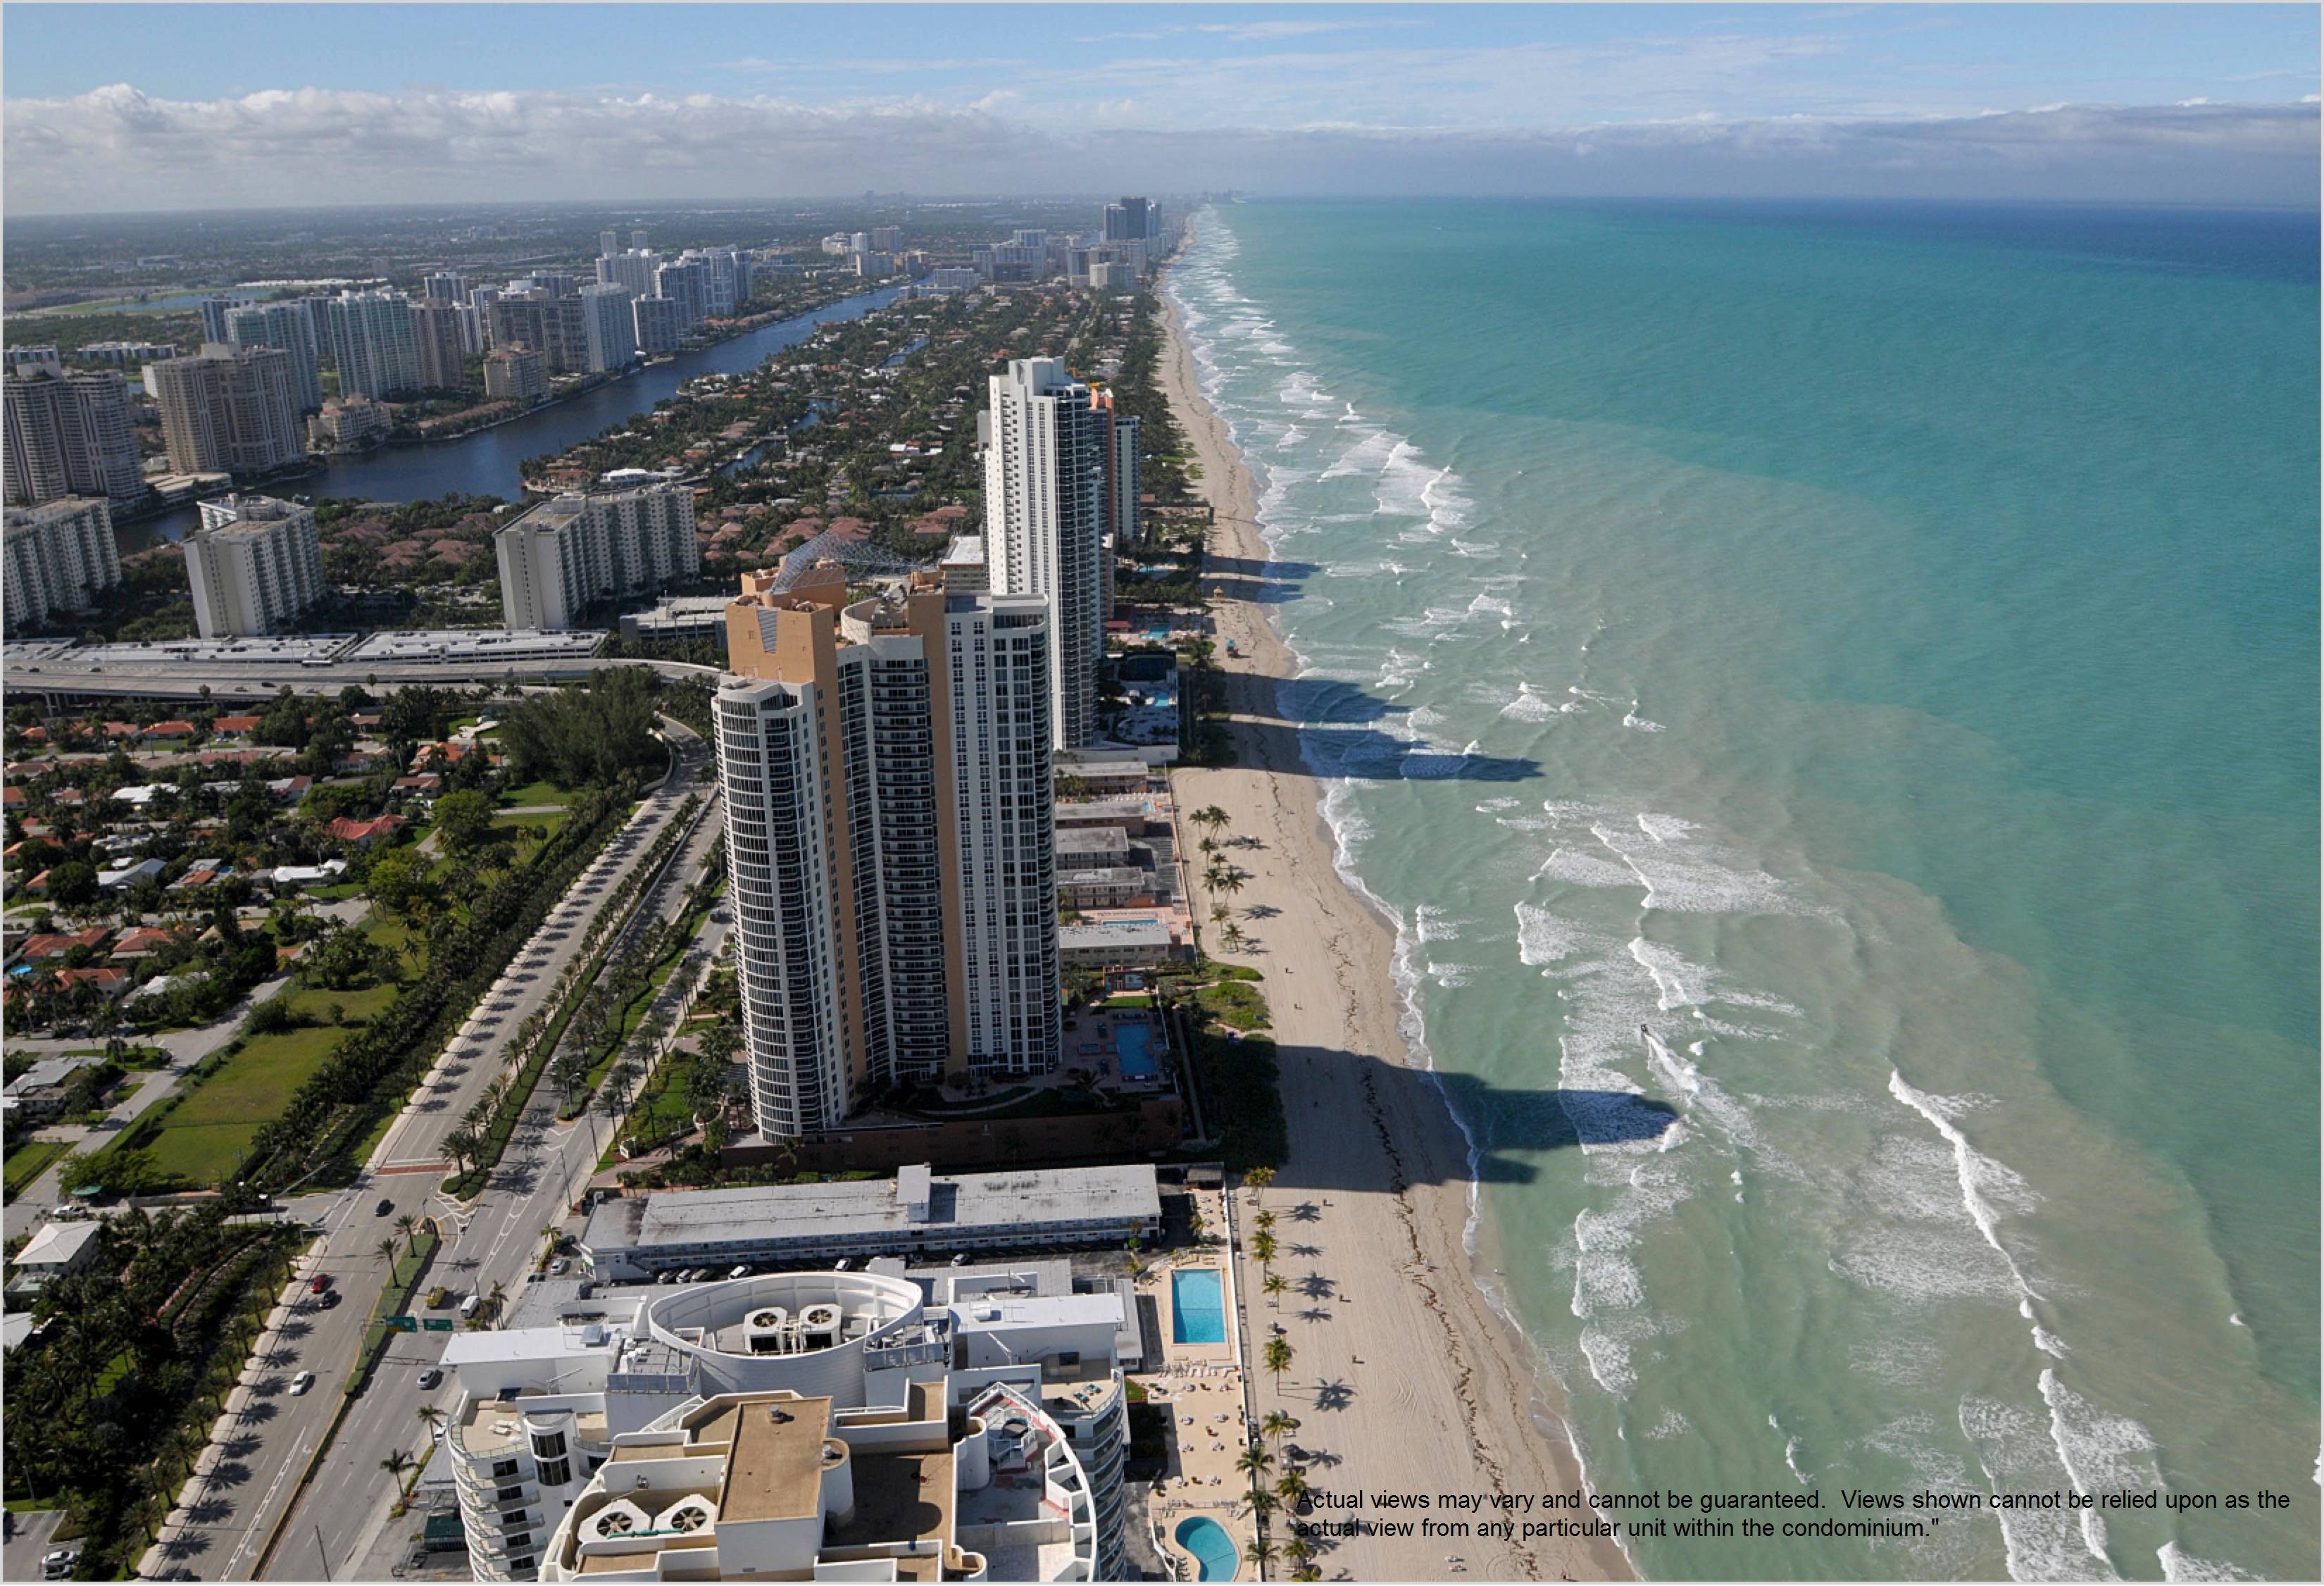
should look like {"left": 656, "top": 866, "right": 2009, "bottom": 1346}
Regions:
{"left": 288, "top": 1371, "right": 316, "bottom": 1396}
{"left": 42, "top": 1549, "right": 76, "bottom": 1580}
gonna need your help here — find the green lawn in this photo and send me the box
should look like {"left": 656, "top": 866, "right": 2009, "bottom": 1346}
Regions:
{"left": 4, "top": 1139, "right": 70, "bottom": 1199}
{"left": 143, "top": 1022, "right": 349, "bottom": 1186}
{"left": 496, "top": 779, "right": 573, "bottom": 809}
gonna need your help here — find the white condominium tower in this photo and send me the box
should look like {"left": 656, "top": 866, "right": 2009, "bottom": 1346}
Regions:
{"left": 3, "top": 368, "right": 148, "bottom": 507}
{"left": 492, "top": 482, "right": 699, "bottom": 630}
{"left": 325, "top": 289, "right": 423, "bottom": 399}
{"left": 150, "top": 343, "right": 306, "bottom": 478}
{"left": 4, "top": 498, "right": 121, "bottom": 629}
{"left": 223, "top": 301, "right": 325, "bottom": 413}
{"left": 716, "top": 567, "right": 1058, "bottom": 1140}
{"left": 577, "top": 282, "right": 637, "bottom": 373}
{"left": 183, "top": 494, "right": 327, "bottom": 638}
{"left": 982, "top": 357, "right": 1108, "bottom": 749}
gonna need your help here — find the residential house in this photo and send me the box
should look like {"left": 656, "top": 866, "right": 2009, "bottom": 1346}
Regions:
{"left": 139, "top": 720, "right": 198, "bottom": 747}
{"left": 322, "top": 813, "right": 404, "bottom": 849}
{"left": 15, "top": 928, "right": 111, "bottom": 962}
{"left": 97, "top": 857, "right": 165, "bottom": 891}
{"left": 108, "top": 926, "right": 175, "bottom": 961}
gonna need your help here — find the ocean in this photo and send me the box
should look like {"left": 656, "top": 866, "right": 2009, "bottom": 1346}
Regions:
{"left": 1166, "top": 199, "right": 2318, "bottom": 1580}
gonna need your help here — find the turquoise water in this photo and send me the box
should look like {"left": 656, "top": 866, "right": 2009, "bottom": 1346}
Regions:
{"left": 1116, "top": 1020, "right": 1161, "bottom": 1078}
{"left": 1173, "top": 1266, "right": 1228, "bottom": 1344}
{"left": 1176, "top": 1515, "right": 1243, "bottom": 1580}
{"left": 1169, "top": 200, "right": 2318, "bottom": 1580}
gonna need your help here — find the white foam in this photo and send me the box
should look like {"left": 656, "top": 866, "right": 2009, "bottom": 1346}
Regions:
{"left": 2158, "top": 1544, "right": 2264, "bottom": 1582}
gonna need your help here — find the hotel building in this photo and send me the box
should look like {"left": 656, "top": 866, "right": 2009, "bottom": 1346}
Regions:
{"left": 440, "top": 1267, "right": 1130, "bottom": 1580}
{"left": 494, "top": 482, "right": 699, "bottom": 630}
{"left": 715, "top": 568, "right": 1058, "bottom": 1139}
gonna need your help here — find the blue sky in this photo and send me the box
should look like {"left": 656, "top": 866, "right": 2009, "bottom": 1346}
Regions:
{"left": 4, "top": 6, "right": 2317, "bottom": 212}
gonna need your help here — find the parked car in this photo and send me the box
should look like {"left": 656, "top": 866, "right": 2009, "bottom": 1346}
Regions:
{"left": 42, "top": 1548, "right": 77, "bottom": 1580}
{"left": 549, "top": 1256, "right": 568, "bottom": 1275}
{"left": 727, "top": 1264, "right": 751, "bottom": 1280}
{"left": 289, "top": 1371, "right": 316, "bottom": 1396}
{"left": 417, "top": 1367, "right": 443, "bottom": 1390}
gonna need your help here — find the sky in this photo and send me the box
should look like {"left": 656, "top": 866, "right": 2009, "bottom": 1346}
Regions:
{"left": 4, "top": 4, "right": 2318, "bottom": 214}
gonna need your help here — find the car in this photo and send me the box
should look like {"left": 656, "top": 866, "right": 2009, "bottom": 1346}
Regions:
{"left": 417, "top": 1367, "right": 443, "bottom": 1390}
{"left": 375, "top": 1197, "right": 394, "bottom": 1216}
{"left": 308, "top": 1273, "right": 332, "bottom": 1294}
{"left": 549, "top": 1256, "right": 569, "bottom": 1276}
{"left": 320, "top": 1290, "right": 341, "bottom": 1309}
{"left": 834, "top": 1258, "right": 851, "bottom": 1272}
{"left": 949, "top": 1252, "right": 970, "bottom": 1267}
{"left": 42, "top": 1548, "right": 77, "bottom": 1580}
{"left": 288, "top": 1371, "right": 316, "bottom": 1396}
{"left": 726, "top": 1264, "right": 751, "bottom": 1280}
{"left": 654, "top": 1270, "right": 673, "bottom": 1285}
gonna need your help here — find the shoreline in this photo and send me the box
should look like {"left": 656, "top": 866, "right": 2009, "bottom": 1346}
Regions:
{"left": 1158, "top": 242, "right": 1630, "bottom": 1583}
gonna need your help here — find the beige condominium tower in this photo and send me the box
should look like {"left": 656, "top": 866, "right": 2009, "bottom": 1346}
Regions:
{"left": 715, "top": 566, "right": 1060, "bottom": 1140}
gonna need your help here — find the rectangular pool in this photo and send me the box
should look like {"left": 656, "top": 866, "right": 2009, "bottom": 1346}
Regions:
{"left": 1115, "top": 1020, "right": 1161, "bottom": 1079}
{"left": 1171, "top": 1267, "right": 1227, "bottom": 1344}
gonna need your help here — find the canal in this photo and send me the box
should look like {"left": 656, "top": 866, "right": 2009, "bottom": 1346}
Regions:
{"left": 124, "top": 284, "right": 904, "bottom": 551}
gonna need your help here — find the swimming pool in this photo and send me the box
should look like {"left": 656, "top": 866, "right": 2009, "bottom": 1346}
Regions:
{"left": 1171, "top": 1267, "right": 1226, "bottom": 1344}
{"left": 1115, "top": 1020, "right": 1161, "bottom": 1078}
{"left": 1175, "top": 1516, "right": 1241, "bottom": 1581}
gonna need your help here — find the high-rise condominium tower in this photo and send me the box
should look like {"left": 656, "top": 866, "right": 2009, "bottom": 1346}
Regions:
{"left": 183, "top": 494, "right": 326, "bottom": 637}
{"left": 408, "top": 299, "right": 468, "bottom": 390}
{"left": 3, "top": 369, "right": 145, "bottom": 506}
{"left": 223, "top": 301, "right": 324, "bottom": 413}
{"left": 325, "top": 290, "right": 422, "bottom": 399}
{"left": 715, "top": 568, "right": 1058, "bottom": 1139}
{"left": 4, "top": 497, "right": 121, "bottom": 628}
{"left": 577, "top": 283, "right": 637, "bottom": 373}
{"left": 492, "top": 482, "right": 698, "bottom": 630}
{"left": 150, "top": 343, "right": 305, "bottom": 479}
{"left": 981, "top": 357, "right": 1108, "bottom": 749}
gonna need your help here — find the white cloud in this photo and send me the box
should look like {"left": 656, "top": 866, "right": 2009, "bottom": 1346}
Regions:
{"left": 2, "top": 84, "right": 2314, "bottom": 213}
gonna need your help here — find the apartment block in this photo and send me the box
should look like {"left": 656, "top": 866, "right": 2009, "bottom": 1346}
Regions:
{"left": 325, "top": 290, "right": 422, "bottom": 399}
{"left": 3, "top": 369, "right": 146, "bottom": 507}
{"left": 632, "top": 294, "right": 685, "bottom": 356}
{"left": 578, "top": 282, "right": 637, "bottom": 373}
{"left": 183, "top": 494, "right": 327, "bottom": 638}
{"left": 409, "top": 298, "right": 469, "bottom": 390}
{"left": 492, "top": 482, "right": 699, "bottom": 630}
{"left": 4, "top": 497, "right": 120, "bottom": 628}
{"left": 482, "top": 346, "right": 549, "bottom": 406}
{"left": 223, "top": 301, "right": 325, "bottom": 413}
{"left": 150, "top": 342, "right": 305, "bottom": 478}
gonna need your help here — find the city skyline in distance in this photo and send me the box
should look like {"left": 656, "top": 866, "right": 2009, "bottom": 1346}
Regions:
{"left": 3, "top": 3, "right": 2318, "bottom": 215}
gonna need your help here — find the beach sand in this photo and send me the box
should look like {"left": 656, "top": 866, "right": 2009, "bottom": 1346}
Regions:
{"left": 1158, "top": 268, "right": 1631, "bottom": 1583}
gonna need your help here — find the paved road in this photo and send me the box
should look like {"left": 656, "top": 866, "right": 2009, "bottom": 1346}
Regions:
{"left": 277, "top": 771, "right": 729, "bottom": 1582}
{"left": 127, "top": 725, "right": 715, "bottom": 1583}
{"left": 11, "top": 656, "right": 718, "bottom": 707}
{"left": 2, "top": 1507, "right": 66, "bottom": 1584}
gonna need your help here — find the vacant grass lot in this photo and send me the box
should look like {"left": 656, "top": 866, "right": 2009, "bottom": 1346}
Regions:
{"left": 144, "top": 1023, "right": 346, "bottom": 1185}
{"left": 4, "top": 1138, "right": 70, "bottom": 1199}
{"left": 496, "top": 779, "right": 573, "bottom": 809}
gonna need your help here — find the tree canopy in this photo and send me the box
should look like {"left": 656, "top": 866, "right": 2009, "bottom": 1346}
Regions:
{"left": 499, "top": 670, "right": 666, "bottom": 789}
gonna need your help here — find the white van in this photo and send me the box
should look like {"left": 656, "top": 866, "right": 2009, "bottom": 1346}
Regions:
{"left": 457, "top": 1294, "right": 482, "bottom": 1320}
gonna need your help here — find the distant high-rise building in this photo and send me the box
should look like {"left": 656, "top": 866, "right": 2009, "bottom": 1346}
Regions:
{"left": 183, "top": 494, "right": 326, "bottom": 637}
{"left": 4, "top": 497, "right": 121, "bottom": 628}
{"left": 3, "top": 368, "right": 146, "bottom": 507}
{"left": 631, "top": 295, "right": 685, "bottom": 356}
{"left": 197, "top": 295, "right": 244, "bottom": 345}
{"left": 325, "top": 291, "right": 422, "bottom": 399}
{"left": 224, "top": 301, "right": 324, "bottom": 413}
{"left": 492, "top": 482, "right": 698, "bottom": 630}
{"left": 1094, "top": 387, "right": 1142, "bottom": 561}
{"left": 1011, "top": 229, "right": 1048, "bottom": 251}
{"left": 578, "top": 283, "right": 637, "bottom": 374}
{"left": 679, "top": 248, "right": 747, "bottom": 317}
{"left": 868, "top": 225, "right": 904, "bottom": 253}
{"left": 598, "top": 228, "right": 620, "bottom": 258}
{"left": 422, "top": 270, "right": 466, "bottom": 303}
{"left": 981, "top": 357, "right": 1108, "bottom": 749}
{"left": 596, "top": 248, "right": 658, "bottom": 299}
{"left": 1104, "top": 196, "right": 1152, "bottom": 242}
{"left": 296, "top": 294, "right": 338, "bottom": 367}
{"left": 408, "top": 299, "right": 468, "bottom": 390}
{"left": 716, "top": 568, "right": 1059, "bottom": 1137}
{"left": 629, "top": 228, "right": 649, "bottom": 251}
{"left": 653, "top": 260, "right": 710, "bottom": 330}
{"left": 149, "top": 343, "right": 304, "bottom": 480}
{"left": 482, "top": 346, "right": 549, "bottom": 407}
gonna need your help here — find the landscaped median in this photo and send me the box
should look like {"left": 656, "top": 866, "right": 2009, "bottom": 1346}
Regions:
{"left": 349, "top": 1224, "right": 442, "bottom": 1397}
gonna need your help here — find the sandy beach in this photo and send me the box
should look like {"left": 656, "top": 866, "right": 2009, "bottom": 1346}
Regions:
{"left": 1158, "top": 261, "right": 1630, "bottom": 1583}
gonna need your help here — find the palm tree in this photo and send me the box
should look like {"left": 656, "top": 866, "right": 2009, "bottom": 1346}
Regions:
{"left": 1235, "top": 1440, "right": 1275, "bottom": 1485}
{"left": 1255, "top": 1209, "right": 1276, "bottom": 1232}
{"left": 416, "top": 1404, "right": 446, "bottom": 1435}
{"left": 1216, "top": 868, "right": 1246, "bottom": 900}
{"left": 1204, "top": 863, "right": 1227, "bottom": 892}
{"left": 394, "top": 1212, "right": 421, "bottom": 1253}
{"left": 1221, "top": 923, "right": 1245, "bottom": 951}
{"left": 1194, "top": 805, "right": 1230, "bottom": 835}
{"left": 1250, "top": 1228, "right": 1277, "bottom": 1273}
{"left": 1198, "top": 837, "right": 1220, "bottom": 859}
{"left": 1247, "top": 1535, "right": 1278, "bottom": 1578}
{"left": 1275, "top": 1468, "right": 1311, "bottom": 1509}
{"left": 373, "top": 1237, "right": 400, "bottom": 1271}
{"left": 1292, "top": 1565, "right": 1322, "bottom": 1582}
{"left": 1245, "top": 1165, "right": 1275, "bottom": 1203}
{"left": 1263, "top": 1334, "right": 1294, "bottom": 1390}
{"left": 1263, "top": 1273, "right": 1287, "bottom": 1307}
{"left": 1211, "top": 904, "right": 1230, "bottom": 928}
{"left": 379, "top": 1448, "right": 413, "bottom": 1499}
{"left": 1261, "top": 1409, "right": 1297, "bottom": 1447}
